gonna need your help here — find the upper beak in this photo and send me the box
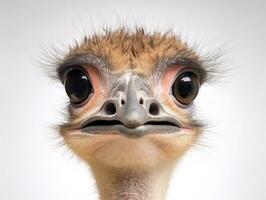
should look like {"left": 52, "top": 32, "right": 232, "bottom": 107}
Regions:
{"left": 80, "top": 74, "right": 182, "bottom": 138}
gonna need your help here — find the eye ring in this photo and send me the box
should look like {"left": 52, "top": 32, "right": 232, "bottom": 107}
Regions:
{"left": 64, "top": 66, "right": 93, "bottom": 106}
{"left": 171, "top": 70, "right": 200, "bottom": 106}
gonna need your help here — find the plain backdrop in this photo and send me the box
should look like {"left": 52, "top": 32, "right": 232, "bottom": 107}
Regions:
{"left": 1, "top": 0, "right": 266, "bottom": 199}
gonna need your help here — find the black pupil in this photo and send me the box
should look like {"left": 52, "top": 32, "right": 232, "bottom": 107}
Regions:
{"left": 178, "top": 75, "right": 194, "bottom": 98}
{"left": 65, "top": 69, "right": 92, "bottom": 104}
{"left": 172, "top": 72, "right": 199, "bottom": 105}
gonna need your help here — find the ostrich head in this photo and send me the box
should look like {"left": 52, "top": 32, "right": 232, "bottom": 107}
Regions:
{"left": 49, "top": 27, "right": 217, "bottom": 200}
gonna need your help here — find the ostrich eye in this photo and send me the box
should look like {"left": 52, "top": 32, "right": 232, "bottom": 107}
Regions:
{"left": 172, "top": 71, "right": 200, "bottom": 105}
{"left": 64, "top": 68, "right": 93, "bottom": 104}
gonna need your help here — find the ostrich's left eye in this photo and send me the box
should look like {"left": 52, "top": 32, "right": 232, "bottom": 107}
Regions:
{"left": 64, "top": 68, "right": 93, "bottom": 105}
{"left": 172, "top": 71, "right": 200, "bottom": 105}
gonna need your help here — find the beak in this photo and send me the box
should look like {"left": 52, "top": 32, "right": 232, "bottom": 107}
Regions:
{"left": 81, "top": 73, "right": 181, "bottom": 138}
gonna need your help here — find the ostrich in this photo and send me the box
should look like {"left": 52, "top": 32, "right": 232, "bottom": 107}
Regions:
{"left": 48, "top": 26, "right": 217, "bottom": 200}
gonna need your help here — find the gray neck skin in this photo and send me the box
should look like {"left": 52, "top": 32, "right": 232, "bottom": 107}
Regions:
{"left": 90, "top": 163, "right": 176, "bottom": 200}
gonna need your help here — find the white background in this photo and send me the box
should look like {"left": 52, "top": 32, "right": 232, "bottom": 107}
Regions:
{"left": 1, "top": 0, "right": 266, "bottom": 199}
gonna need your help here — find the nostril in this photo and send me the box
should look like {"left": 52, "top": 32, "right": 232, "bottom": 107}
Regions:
{"left": 139, "top": 98, "right": 144, "bottom": 105}
{"left": 149, "top": 103, "right": 160, "bottom": 116}
{"left": 104, "top": 102, "right": 116, "bottom": 115}
{"left": 121, "top": 99, "right": 125, "bottom": 105}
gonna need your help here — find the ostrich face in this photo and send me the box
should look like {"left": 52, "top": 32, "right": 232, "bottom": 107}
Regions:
{"left": 55, "top": 28, "right": 210, "bottom": 170}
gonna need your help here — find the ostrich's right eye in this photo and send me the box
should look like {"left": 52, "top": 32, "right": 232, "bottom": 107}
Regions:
{"left": 64, "top": 68, "right": 93, "bottom": 105}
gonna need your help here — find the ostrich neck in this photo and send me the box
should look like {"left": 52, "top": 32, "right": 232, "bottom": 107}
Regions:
{"left": 90, "top": 163, "right": 175, "bottom": 200}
